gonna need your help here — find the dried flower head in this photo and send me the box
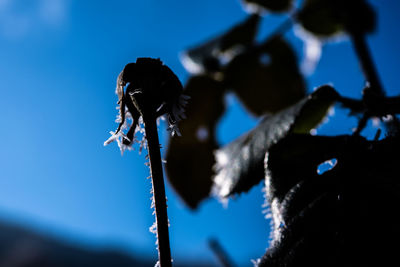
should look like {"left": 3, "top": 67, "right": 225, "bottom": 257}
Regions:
{"left": 104, "top": 58, "right": 189, "bottom": 153}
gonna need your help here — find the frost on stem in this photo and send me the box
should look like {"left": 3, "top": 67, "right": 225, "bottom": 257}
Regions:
{"left": 104, "top": 57, "right": 189, "bottom": 153}
{"left": 150, "top": 221, "right": 157, "bottom": 235}
{"left": 154, "top": 259, "right": 173, "bottom": 267}
{"left": 251, "top": 258, "right": 261, "bottom": 267}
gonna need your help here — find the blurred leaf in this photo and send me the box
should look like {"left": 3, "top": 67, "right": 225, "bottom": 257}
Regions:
{"left": 224, "top": 37, "right": 306, "bottom": 116}
{"left": 241, "top": 0, "right": 293, "bottom": 13}
{"left": 165, "top": 76, "right": 226, "bottom": 209}
{"left": 212, "top": 85, "right": 339, "bottom": 198}
{"left": 297, "top": 0, "right": 376, "bottom": 37}
{"left": 180, "top": 15, "right": 260, "bottom": 74}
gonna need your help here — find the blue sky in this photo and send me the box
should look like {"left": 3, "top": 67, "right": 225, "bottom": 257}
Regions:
{"left": 0, "top": 0, "right": 399, "bottom": 266}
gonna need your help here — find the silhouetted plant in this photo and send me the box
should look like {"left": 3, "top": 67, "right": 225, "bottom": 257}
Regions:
{"left": 105, "top": 0, "right": 400, "bottom": 266}
{"left": 105, "top": 58, "right": 188, "bottom": 267}
{"left": 163, "top": 0, "right": 400, "bottom": 266}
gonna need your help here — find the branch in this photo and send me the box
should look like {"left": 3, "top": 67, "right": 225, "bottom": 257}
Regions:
{"left": 208, "top": 238, "right": 235, "bottom": 267}
{"left": 339, "top": 94, "right": 400, "bottom": 117}
{"left": 338, "top": 94, "right": 400, "bottom": 135}
{"left": 350, "top": 33, "right": 385, "bottom": 97}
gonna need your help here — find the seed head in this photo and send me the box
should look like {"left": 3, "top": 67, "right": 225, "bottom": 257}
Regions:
{"left": 104, "top": 58, "right": 189, "bottom": 153}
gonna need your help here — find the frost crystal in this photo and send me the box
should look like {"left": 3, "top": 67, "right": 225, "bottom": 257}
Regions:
{"left": 149, "top": 221, "right": 157, "bottom": 234}
{"left": 251, "top": 258, "right": 261, "bottom": 267}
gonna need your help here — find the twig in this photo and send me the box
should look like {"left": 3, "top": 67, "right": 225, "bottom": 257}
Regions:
{"left": 350, "top": 33, "right": 385, "bottom": 98}
{"left": 338, "top": 95, "right": 400, "bottom": 116}
{"left": 373, "top": 128, "right": 382, "bottom": 141}
{"left": 349, "top": 32, "right": 400, "bottom": 134}
{"left": 259, "top": 14, "right": 295, "bottom": 47}
{"left": 353, "top": 112, "right": 370, "bottom": 136}
{"left": 208, "top": 238, "right": 236, "bottom": 267}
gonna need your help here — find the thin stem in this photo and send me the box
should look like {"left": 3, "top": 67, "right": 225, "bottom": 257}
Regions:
{"left": 350, "top": 33, "right": 385, "bottom": 97}
{"left": 144, "top": 116, "right": 172, "bottom": 267}
{"left": 260, "top": 15, "right": 294, "bottom": 45}
{"left": 353, "top": 112, "right": 370, "bottom": 136}
{"left": 208, "top": 238, "right": 235, "bottom": 267}
{"left": 350, "top": 33, "right": 400, "bottom": 134}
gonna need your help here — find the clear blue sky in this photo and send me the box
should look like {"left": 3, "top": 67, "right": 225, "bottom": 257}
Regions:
{"left": 0, "top": 0, "right": 399, "bottom": 266}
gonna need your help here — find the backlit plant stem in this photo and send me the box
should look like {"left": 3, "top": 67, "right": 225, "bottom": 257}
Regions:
{"left": 144, "top": 115, "right": 172, "bottom": 267}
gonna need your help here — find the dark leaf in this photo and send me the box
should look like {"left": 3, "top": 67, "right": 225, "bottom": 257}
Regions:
{"left": 260, "top": 134, "right": 400, "bottom": 266}
{"left": 180, "top": 15, "right": 260, "bottom": 74}
{"left": 241, "top": 0, "right": 293, "bottom": 13}
{"left": 212, "top": 85, "right": 338, "bottom": 198}
{"left": 265, "top": 134, "right": 348, "bottom": 203}
{"left": 224, "top": 37, "right": 306, "bottom": 116}
{"left": 261, "top": 191, "right": 340, "bottom": 267}
{"left": 165, "top": 76, "right": 226, "bottom": 209}
{"left": 297, "top": 0, "right": 376, "bottom": 37}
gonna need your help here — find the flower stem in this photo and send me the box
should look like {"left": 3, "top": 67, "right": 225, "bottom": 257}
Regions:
{"left": 144, "top": 116, "right": 172, "bottom": 267}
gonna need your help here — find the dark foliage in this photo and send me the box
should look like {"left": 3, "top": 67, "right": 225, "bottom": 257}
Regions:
{"left": 213, "top": 85, "right": 338, "bottom": 199}
{"left": 181, "top": 14, "right": 260, "bottom": 75}
{"left": 224, "top": 37, "right": 306, "bottom": 116}
{"left": 166, "top": 76, "right": 226, "bottom": 208}
{"left": 298, "top": 0, "right": 376, "bottom": 36}
{"left": 164, "top": 0, "right": 400, "bottom": 266}
{"left": 260, "top": 134, "right": 400, "bottom": 266}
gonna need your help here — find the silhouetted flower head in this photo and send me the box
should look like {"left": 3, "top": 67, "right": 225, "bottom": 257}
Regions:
{"left": 104, "top": 57, "right": 189, "bottom": 153}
